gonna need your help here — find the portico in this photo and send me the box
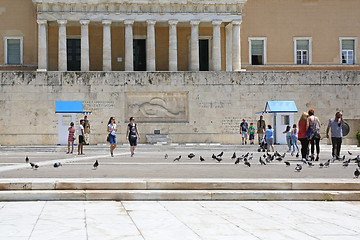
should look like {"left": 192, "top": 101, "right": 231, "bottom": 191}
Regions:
{"left": 33, "top": 0, "right": 246, "bottom": 72}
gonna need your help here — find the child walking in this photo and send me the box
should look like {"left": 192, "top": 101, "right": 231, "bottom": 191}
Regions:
{"left": 291, "top": 124, "right": 300, "bottom": 154}
{"left": 67, "top": 122, "right": 75, "bottom": 154}
{"left": 283, "top": 125, "right": 292, "bottom": 152}
{"left": 249, "top": 123, "right": 255, "bottom": 145}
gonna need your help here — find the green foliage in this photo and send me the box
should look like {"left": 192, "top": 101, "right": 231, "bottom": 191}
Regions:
{"left": 357, "top": 131, "right": 360, "bottom": 146}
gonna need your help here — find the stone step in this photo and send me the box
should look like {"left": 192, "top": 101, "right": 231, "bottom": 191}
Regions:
{"left": 0, "top": 178, "right": 359, "bottom": 191}
{"left": 145, "top": 134, "right": 172, "bottom": 144}
{"left": 0, "top": 190, "right": 359, "bottom": 201}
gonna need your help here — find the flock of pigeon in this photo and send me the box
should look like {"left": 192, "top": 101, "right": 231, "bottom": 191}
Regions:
{"left": 24, "top": 151, "right": 360, "bottom": 178}
{"left": 167, "top": 151, "right": 360, "bottom": 178}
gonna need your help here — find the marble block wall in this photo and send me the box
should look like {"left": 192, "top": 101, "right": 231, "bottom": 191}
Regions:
{"left": 0, "top": 71, "right": 359, "bottom": 145}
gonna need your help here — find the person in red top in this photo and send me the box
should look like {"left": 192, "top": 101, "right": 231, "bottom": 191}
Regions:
{"left": 67, "top": 122, "right": 75, "bottom": 154}
{"left": 298, "top": 112, "right": 309, "bottom": 161}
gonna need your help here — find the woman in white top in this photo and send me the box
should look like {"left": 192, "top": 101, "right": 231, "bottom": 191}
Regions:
{"left": 282, "top": 126, "right": 292, "bottom": 152}
{"left": 107, "top": 117, "right": 117, "bottom": 157}
{"left": 291, "top": 124, "right": 300, "bottom": 154}
{"left": 78, "top": 119, "right": 85, "bottom": 155}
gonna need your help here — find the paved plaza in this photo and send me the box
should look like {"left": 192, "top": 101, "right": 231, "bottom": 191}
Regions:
{"left": 1, "top": 200, "right": 360, "bottom": 240}
{"left": 0, "top": 144, "right": 359, "bottom": 179}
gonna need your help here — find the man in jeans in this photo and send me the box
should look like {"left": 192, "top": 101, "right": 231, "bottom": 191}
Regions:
{"left": 240, "top": 119, "right": 249, "bottom": 145}
{"left": 326, "top": 112, "right": 344, "bottom": 160}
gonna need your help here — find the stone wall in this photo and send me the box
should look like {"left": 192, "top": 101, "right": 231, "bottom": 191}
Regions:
{"left": 0, "top": 71, "right": 359, "bottom": 145}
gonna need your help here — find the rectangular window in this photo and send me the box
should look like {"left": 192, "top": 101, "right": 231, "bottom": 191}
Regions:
{"left": 251, "top": 40, "right": 264, "bottom": 65}
{"left": 4, "top": 37, "right": 23, "bottom": 65}
{"left": 294, "top": 38, "right": 312, "bottom": 65}
{"left": 341, "top": 39, "right": 354, "bottom": 65}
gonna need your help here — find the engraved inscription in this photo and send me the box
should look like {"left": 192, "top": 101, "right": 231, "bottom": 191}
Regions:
{"left": 126, "top": 92, "right": 188, "bottom": 123}
{"left": 83, "top": 101, "right": 115, "bottom": 110}
{"left": 222, "top": 117, "right": 242, "bottom": 133}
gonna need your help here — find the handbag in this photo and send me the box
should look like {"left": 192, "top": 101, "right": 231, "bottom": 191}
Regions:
{"left": 106, "top": 134, "right": 110, "bottom": 142}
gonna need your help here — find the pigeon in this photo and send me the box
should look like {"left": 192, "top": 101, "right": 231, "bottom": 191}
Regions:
{"left": 29, "top": 162, "right": 35, "bottom": 169}
{"left": 307, "top": 161, "right": 314, "bottom": 167}
{"left": 274, "top": 151, "right": 281, "bottom": 157}
{"left": 343, "top": 160, "right": 349, "bottom": 168}
{"left": 217, "top": 152, "right": 224, "bottom": 158}
{"left": 324, "top": 159, "right": 331, "bottom": 168}
{"left": 248, "top": 154, "right": 253, "bottom": 161}
{"left": 301, "top": 159, "right": 307, "bottom": 164}
{"left": 34, "top": 164, "right": 39, "bottom": 169}
{"left": 244, "top": 161, "right": 251, "bottom": 167}
{"left": 215, "top": 157, "right": 222, "bottom": 163}
{"left": 25, "top": 156, "right": 29, "bottom": 163}
{"left": 342, "top": 155, "right": 346, "bottom": 161}
{"left": 281, "top": 153, "right": 286, "bottom": 158}
{"left": 296, "top": 152, "right": 299, "bottom": 158}
{"left": 244, "top": 152, "right": 250, "bottom": 158}
{"left": 188, "top": 153, "right": 195, "bottom": 159}
{"left": 259, "top": 157, "right": 266, "bottom": 165}
{"left": 285, "top": 161, "right": 290, "bottom": 166}
{"left": 235, "top": 158, "right": 241, "bottom": 164}
{"left": 348, "top": 151, "right": 353, "bottom": 155}
{"left": 358, "top": 161, "right": 360, "bottom": 168}
{"left": 173, "top": 156, "right": 181, "bottom": 162}
{"left": 212, "top": 154, "right": 216, "bottom": 159}
{"left": 200, "top": 156, "right": 205, "bottom": 162}
{"left": 164, "top": 154, "right": 168, "bottom": 159}
{"left": 275, "top": 157, "right": 283, "bottom": 161}
{"left": 354, "top": 168, "right": 360, "bottom": 178}
{"left": 265, "top": 156, "right": 271, "bottom": 163}
{"left": 53, "top": 162, "right": 62, "bottom": 168}
{"left": 295, "top": 164, "right": 302, "bottom": 172}
{"left": 93, "top": 160, "right": 99, "bottom": 169}
{"left": 319, "top": 163, "right": 324, "bottom": 168}
{"left": 291, "top": 152, "right": 294, "bottom": 156}
{"left": 231, "top": 152, "right": 236, "bottom": 160}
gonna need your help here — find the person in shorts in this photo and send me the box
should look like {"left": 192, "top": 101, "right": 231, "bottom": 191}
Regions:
{"left": 265, "top": 125, "right": 274, "bottom": 152}
{"left": 83, "top": 115, "right": 91, "bottom": 145}
{"left": 78, "top": 119, "right": 85, "bottom": 155}
{"left": 240, "top": 119, "right": 249, "bottom": 145}
{"left": 126, "top": 117, "right": 141, "bottom": 157}
{"left": 248, "top": 123, "right": 255, "bottom": 145}
{"left": 107, "top": 117, "right": 117, "bottom": 157}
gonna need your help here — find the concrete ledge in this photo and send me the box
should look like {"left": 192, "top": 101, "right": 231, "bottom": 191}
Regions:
{"left": 0, "top": 179, "right": 359, "bottom": 190}
{"left": 0, "top": 190, "right": 359, "bottom": 201}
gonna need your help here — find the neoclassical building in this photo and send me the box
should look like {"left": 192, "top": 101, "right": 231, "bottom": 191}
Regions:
{"left": 1, "top": 0, "right": 360, "bottom": 72}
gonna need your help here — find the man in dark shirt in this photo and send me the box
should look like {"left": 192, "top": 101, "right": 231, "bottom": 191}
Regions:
{"left": 240, "top": 119, "right": 249, "bottom": 145}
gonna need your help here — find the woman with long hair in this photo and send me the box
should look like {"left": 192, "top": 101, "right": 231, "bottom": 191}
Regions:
{"left": 126, "top": 117, "right": 140, "bottom": 157}
{"left": 307, "top": 109, "right": 321, "bottom": 161}
{"left": 107, "top": 117, "right": 117, "bottom": 157}
{"left": 298, "top": 112, "right": 309, "bottom": 161}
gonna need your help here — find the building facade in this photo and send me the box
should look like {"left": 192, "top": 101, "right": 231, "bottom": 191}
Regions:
{"left": 1, "top": 0, "right": 360, "bottom": 72}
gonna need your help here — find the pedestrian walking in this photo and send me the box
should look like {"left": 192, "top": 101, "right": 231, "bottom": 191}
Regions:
{"left": 291, "top": 124, "right": 300, "bottom": 154}
{"left": 67, "top": 122, "right": 75, "bottom": 154}
{"left": 107, "top": 117, "right": 117, "bottom": 157}
{"left": 249, "top": 123, "right": 255, "bottom": 145}
{"left": 283, "top": 125, "right": 292, "bottom": 152}
{"left": 240, "top": 119, "right": 249, "bottom": 145}
{"left": 84, "top": 115, "right": 91, "bottom": 145}
{"left": 326, "top": 112, "right": 344, "bottom": 160}
{"left": 78, "top": 119, "right": 85, "bottom": 155}
{"left": 265, "top": 125, "right": 275, "bottom": 152}
{"left": 126, "top": 117, "right": 140, "bottom": 157}
{"left": 307, "top": 109, "right": 321, "bottom": 161}
{"left": 298, "top": 112, "right": 309, "bottom": 161}
{"left": 257, "top": 115, "right": 266, "bottom": 144}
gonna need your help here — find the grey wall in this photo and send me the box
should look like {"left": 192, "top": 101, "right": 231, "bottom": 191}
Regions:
{"left": 0, "top": 71, "right": 359, "bottom": 145}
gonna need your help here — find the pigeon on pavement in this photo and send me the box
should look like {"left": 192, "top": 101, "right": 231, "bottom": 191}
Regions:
{"left": 231, "top": 152, "right": 236, "bottom": 160}
{"left": 164, "top": 154, "right": 168, "bottom": 159}
{"left": 188, "top": 153, "right": 195, "bottom": 159}
{"left": 25, "top": 156, "right": 29, "bottom": 163}
{"left": 295, "top": 164, "right": 302, "bottom": 172}
{"left": 285, "top": 161, "right": 290, "bottom": 166}
{"left": 93, "top": 160, "right": 99, "bottom": 169}
{"left": 244, "top": 161, "right": 251, "bottom": 167}
{"left": 354, "top": 168, "right": 360, "bottom": 178}
{"left": 217, "top": 152, "right": 224, "bottom": 158}
{"left": 200, "top": 156, "right": 205, "bottom": 162}
{"left": 259, "top": 157, "right": 266, "bottom": 165}
{"left": 173, "top": 156, "right": 181, "bottom": 162}
{"left": 53, "top": 162, "right": 62, "bottom": 168}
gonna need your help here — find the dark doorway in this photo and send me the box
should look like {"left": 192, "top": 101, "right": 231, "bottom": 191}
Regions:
{"left": 67, "top": 39, "right": 81, "bottom": 71}
{"left": 133, "top": 39, "right": 146, "bottom": 71}
{"left": 199, "top": 39, "right": 209, "bottom": 71}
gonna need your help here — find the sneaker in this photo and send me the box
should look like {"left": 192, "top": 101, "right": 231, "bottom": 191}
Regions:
{"left": 245, "top": 141, "right": 247, "bottom": 145}
{"left": 310, "top": 155, "right": 315, "bottom": 161}
{"left": 111, "top": 152, "right": 114, "bottom": 157}
{"left": 242, "top": 143, "right": 244, "bottom": 145}
{"left": 315, "top": 156, "right": 319, "bottom": 161}
{"left": 287, "top": 150, "right": 291, "bottom": 153}
{"left": 131, "top": 153, "right": 134, "bottom": 157}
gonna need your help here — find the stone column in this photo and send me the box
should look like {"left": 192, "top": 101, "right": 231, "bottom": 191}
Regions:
{"left": 57, "top": 19, "right": 67, "bottom": 71}
{"left": 190, "top": 20, "right": 200, "bottom": 71}
{"left": 80, "top": 19, "right": 90, "bottom": 71}
{"left": 125, "top": 20, "right": 134, "bottom": 71}
{"left": 232, "top": 20, "right": 242, "bottom": 71}
{"left": 37, "top": 19, "right": 48, "bottom": 71}
{"left": 146, "top": 20, "right": 156, "bottom": 71}
{"left": 225, "top": 23, "right": 233, "bottom": 71}
{"left": 212, "top": 20, "right": 222, "bottom": 71}
{"left": 102, "top": 20, "right": 112, "bottom": 71}
{"left": 168, "top": 20, "right": 178, "bottom": 71}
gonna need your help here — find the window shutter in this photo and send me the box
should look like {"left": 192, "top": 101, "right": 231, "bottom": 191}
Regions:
{"left": 296, "top": 40, "right": 309, "bottom": 51}
{"left": 251, "top": 40, "right": 264, "bottom": 56}
{"left": 342, "top": 40, "right": 354, "bottom": 50}
{"left": 7, "top": 39, "right": 21, "bottom": 65}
